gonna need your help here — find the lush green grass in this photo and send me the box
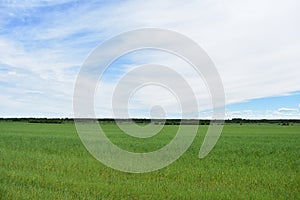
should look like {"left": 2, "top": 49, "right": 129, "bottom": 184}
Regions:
{"left": 0, "top": 122, "right": 299, "bottom": 199}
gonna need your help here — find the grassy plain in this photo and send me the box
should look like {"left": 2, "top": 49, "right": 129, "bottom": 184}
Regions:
{"left": 0, "top": 122, "right": 299, "bottom": 199}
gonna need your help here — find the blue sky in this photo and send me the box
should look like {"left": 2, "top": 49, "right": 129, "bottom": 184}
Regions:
{"left": 0, "top": 0, "right": 300, "bottom": 119}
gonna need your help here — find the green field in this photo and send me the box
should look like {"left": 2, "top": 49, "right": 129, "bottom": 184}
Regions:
{"left": 0, "top": 122, "right": 299, "bottom": 199}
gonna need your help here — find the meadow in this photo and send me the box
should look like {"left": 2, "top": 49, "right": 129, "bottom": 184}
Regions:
{"left": 0, "top": 121, "right": 299, "bottom": 199}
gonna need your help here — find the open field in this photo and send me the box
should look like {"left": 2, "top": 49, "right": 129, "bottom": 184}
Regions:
{"left": 0, "top": 122, "right": 299, "bottom": 199}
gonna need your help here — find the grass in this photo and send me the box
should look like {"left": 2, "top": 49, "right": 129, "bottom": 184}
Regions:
{"left": 0, "top": 122, "right": 299, "bottom": 199}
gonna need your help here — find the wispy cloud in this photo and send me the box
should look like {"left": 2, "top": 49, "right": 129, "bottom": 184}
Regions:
{"left": 225, "top": 108, "right": 300, "bottom": 119}
{"left": 278, "top": 108, "right": 299, "bottom": 112}
{"left": 0, "top": 0, "right": 300, "bottom": 117}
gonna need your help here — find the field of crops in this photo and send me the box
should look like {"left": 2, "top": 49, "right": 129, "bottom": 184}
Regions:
{"left": 0, "top": 122, "right": 299, "bottom": 199}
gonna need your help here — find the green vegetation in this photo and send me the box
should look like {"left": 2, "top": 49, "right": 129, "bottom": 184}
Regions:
{"left": 0, "top": 122, "right": 299, "bottom": 199}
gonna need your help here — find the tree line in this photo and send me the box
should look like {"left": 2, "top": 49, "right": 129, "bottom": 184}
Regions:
{"left": 0, "top": 118, "right": 299, "bottom": 125}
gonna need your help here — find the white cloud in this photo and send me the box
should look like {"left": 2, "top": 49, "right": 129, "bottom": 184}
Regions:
{"left": 278, "top": 108, "right": 299, "bottom": 113}
{"left": 224, "top": 109, "right": 300, "bottom": 119}
{"left": 8, "top": 71, "right": 24, "bottom": 77}
{"left": 1, "top": 0, "right": 300, "bottom": 117}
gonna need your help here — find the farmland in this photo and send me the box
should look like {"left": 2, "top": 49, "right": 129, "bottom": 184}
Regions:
{"left": 0, "top": 121, "right": 299, "bottom": 199}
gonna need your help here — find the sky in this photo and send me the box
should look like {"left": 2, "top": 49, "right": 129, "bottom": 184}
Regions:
{"left": 0, "top": 0, "right": 300, "bottom": 119}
